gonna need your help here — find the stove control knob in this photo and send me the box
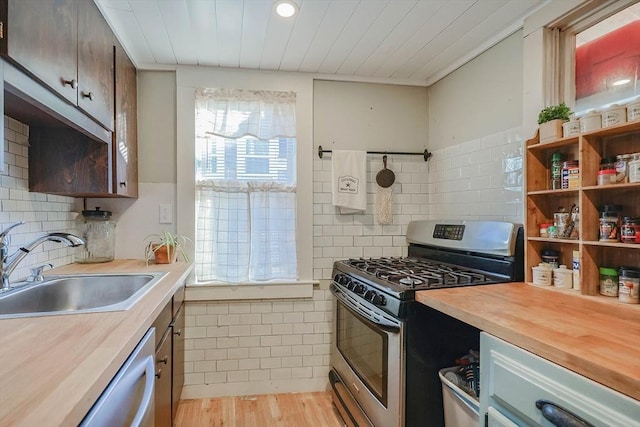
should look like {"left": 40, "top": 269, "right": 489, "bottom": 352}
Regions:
{"left": 346, "top": 279, "right": 356, "bottom": 291}
{"left": 354, "top": 283, "right": 366, "bottom": 294}
{"left": 372, "top": 294, "right": 386, "bottom": 306}
{"left": 364, "top": 290, "right": 376, "bottom": 302}
{"left": 333, "top": 273, "right": 343, "bottom": 283}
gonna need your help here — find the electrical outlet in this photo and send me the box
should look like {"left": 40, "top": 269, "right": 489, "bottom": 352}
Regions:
{"left": 159, "top": 204, "right": 172, "bottom": 224}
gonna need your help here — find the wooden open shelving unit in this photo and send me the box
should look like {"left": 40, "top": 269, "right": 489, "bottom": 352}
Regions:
{"left": 525, "top": 120, "right": 640, "bottom": 305}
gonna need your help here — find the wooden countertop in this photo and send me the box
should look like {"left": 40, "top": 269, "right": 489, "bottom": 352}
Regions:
{"left": 0, "top": 260, "right": 193, "bottom": 426}
{"left": 416, "top": 282, "right": 640, "bottom": 401}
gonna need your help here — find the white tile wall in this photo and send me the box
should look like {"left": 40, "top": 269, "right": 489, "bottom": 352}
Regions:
{"left": 426, "top": 127, "right": 524, "bottom": 223}
{"left": 1, "top": 117, "right": 77, "bottom": 282}
{"left": 313, "top": 155, "right": 431, "bottom": 280}
{"left": 181, "top": 288, "right": 333, "bottom": 398}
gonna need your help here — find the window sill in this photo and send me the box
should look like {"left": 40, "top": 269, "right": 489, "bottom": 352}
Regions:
{"left": 184, "top": 281, "right": 315, "bottom": 301}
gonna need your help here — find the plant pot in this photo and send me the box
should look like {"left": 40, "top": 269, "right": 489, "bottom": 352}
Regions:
{"left": 539, "top": 119, "right": 564, "bottom": 142}
{"left": 152, "top": 243, "right": 178, "bottom": 264}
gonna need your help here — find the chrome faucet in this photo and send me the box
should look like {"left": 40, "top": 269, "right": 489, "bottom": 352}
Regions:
{"left": 0, "top": 222, "right": 85, "bottom": 291}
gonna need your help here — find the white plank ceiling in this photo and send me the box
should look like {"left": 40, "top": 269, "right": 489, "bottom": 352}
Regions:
{"left": 96, "top": 0, "right": 548, "bottom": 85}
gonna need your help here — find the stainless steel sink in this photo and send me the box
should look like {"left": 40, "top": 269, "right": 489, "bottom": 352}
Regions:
{"left": 0, "top": 272, "right": 166, "bottom": 319}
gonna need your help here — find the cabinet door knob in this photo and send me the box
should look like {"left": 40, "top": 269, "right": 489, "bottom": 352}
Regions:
{"left": 63, "top": 78, "right": 78, "bottom": 89}
{"left": 155, "top": 368, "right": 162, "bottom": 379}
{"left": 157, "top": 355, "right": 168, "bottom": 365}
{"left": 81, "top": 91, "right": 94, "bottom": 101}
{"left": 174, "top": 329, "right": 182, "bottom": 336}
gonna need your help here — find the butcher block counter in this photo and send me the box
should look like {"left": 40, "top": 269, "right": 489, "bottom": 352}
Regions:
{"left": 416, "top": 282, "right": 640, "bottom": 401}
{"left": 0, "top": 260, "right": 193, "bottom": 426}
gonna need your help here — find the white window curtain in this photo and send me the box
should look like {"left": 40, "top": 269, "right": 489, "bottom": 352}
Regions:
{"left": 195, "top": 88, "right": 297, "bottom": 283}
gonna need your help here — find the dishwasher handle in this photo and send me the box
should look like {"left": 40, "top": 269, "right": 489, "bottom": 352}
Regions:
{"left": 131, "top": 356, "right": 155, "bottom": 427}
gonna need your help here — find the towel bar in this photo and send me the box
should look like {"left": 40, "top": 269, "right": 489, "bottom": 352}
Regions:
{"left": 317, "top": 146, "right": 432, "bottom": 161}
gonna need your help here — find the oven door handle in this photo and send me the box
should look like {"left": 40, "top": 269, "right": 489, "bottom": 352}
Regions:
{"left": 331, "top": 284, "right": 401, "bottom": 332}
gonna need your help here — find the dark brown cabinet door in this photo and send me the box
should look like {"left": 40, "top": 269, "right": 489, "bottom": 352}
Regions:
{"left": 77, "top": 0, "right": 114, "bottom": 131}
{"left": 28, "top": 127, "right": 109, "bottom": 196}
{"left": 2, "top": 0, "right": 78, "bottom": 104}
{"left": 155, "top": 329, "right": 173, "bottom": 427}
{"left": 172, "top": 304, "right": 185, "bottom": 421}
{"left": 113, "top": 42, "right": 138, "bottom": 197}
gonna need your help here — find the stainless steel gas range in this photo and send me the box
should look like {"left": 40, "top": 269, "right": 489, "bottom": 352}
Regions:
{"left": 329, "top": 220, "right": 524, "bottom": 427}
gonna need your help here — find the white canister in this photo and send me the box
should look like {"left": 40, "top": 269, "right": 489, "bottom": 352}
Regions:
{"left": 602, "top": 104, "right": 627, "bottom": 128}
{"left": 532, "top": 263, "right": 552, "bottom": 286}
{"left": 579, "top": 112, "right": 602, "bottom": 133}
{"left": 627, "top": 100, "right": 640, "bottom": 122}
{"left": 562, "top": 120, "right": 580, "bottom": 137}
{"left": 553, "top": 265, "right": 573, "bottom": 289}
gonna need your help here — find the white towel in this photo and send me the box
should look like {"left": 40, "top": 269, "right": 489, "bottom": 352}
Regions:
{"left": 332, "top": 150, "right": 367, "bottom": 214}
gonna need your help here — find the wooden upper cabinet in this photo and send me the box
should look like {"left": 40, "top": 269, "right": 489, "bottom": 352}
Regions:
{"left": 1, "top": 0, "right": 79, "bottom": 105}
{"left": 1, "top": 0, "right": 114, "bottom": 131}
{"left": 78, "top": 0, "right": 115, "bottom": 131}
{"left": 114, "top": 42, "right": 138, "bottom": 197}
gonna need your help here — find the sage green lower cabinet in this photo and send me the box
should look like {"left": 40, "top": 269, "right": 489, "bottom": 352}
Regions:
{"left": 479, "top": 332, "right": 640, "bottom": 427}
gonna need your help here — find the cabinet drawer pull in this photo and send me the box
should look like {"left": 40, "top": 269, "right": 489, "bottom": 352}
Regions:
{"left": 155, "top": 368, "right": 162, "bottom": 379}
{"left": 174, "top": 329, "right": 182, "bottom": 336}
{"left": 119, "top": 181, "right": 127, "bottom": 187}
{"left": 63, "top": 78, "right": 78, "bottom": 89}
{"left": 535, "top": 400, "right": 594, "bottom": 427}
{"left": 157, "top": 355, "right": 168, "bottom": 365}
{"left": 81, "top": 91, "right": 94, "bottom": 101}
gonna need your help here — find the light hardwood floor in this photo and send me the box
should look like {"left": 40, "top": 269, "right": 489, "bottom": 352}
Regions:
{"left": 175, "top": 392, "right": 344, "bottom": 427}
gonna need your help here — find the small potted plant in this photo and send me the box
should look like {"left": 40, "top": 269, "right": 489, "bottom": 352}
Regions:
{"left": 144, "top": 231, "right": 190, "bottom": 265}
{"left": 537, "top": 103, "right": 572, "bottom": 142}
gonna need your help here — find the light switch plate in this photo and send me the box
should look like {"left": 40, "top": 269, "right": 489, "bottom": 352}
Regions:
{"left": 159, "top": 203, "right": 172, "bottom": 224}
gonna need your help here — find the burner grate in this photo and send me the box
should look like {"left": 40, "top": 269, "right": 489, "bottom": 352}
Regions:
{"left": 345, "top": 257, "right": 493, "bottom": 289}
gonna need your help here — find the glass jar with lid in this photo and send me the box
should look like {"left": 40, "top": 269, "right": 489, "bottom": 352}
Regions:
{"left": 75, "top": 207, "right": 116, "bottom": 263}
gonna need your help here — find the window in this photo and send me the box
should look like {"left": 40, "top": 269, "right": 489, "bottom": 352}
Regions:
{"left": 574, "top": 3, "right": 640, "bottom": 114}
{"left": 194, "top": 88, "right": 297, "bottom": 283}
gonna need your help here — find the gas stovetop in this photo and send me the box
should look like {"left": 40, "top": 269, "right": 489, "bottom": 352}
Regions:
{"left": 331, "top": 220, "right": 524, "bottom": 317}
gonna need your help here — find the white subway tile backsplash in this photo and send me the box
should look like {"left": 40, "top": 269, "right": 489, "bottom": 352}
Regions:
{"left": 1, "top": 118, "right": 77, "bottom": 281}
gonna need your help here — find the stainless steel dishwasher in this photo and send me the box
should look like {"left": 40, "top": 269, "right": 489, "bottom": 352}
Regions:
{"left": 80, "top": 328, "right": 156, "bottom": 427}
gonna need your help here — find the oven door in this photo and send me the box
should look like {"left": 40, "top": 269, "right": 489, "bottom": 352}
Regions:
{"left": 330, "top": 283, "right": 404, "bottom": 427}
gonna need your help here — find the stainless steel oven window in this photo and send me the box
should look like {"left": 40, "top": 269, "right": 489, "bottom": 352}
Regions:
{"left": 336, "top": 302, "right": 388, "bottom": 405}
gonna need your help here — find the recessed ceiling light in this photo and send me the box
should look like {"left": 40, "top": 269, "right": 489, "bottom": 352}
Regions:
{"left": 275, "top": 0, "right": 297, "bottom": 18}
{"left": 612, "top": 79, "right": 631, "bottom": 86}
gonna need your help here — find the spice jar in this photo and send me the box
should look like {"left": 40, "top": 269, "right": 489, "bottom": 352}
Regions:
{"left": 615, "top": 154, "right": 631, "bottom": 183}
{"left": 561, "top": 160, "right": 579, "bottom": 189}
{"left": 541, "top": 250, "right": 560, "bottom": 269}
{"left": 550, "top": 152, "right": 563, "bottom": 190}
{"left": 599, "top": 205, "right": 621, "bottom": 242}
{"left": 539, "top": 223, "right": 552, "bottom": 238}
{"left": 618, "top": 267, "right": 640, "bottom": 304}
{"left": 597, "top": 169, "right": 616, "bottom": 185}
{"left": 629, "top": 153, "right": 640, "bottom": 183}
{"left": 599, "top": 157, "right": 616, "bottom": 170}
{"left": 599, "top": 267, "right": 619, "bottom": 296}
{"left": 75, "top": 207, "right": 117, "bottom": 263}
{"left": 621, "top": 217, "right": 640, "bottom": 244}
